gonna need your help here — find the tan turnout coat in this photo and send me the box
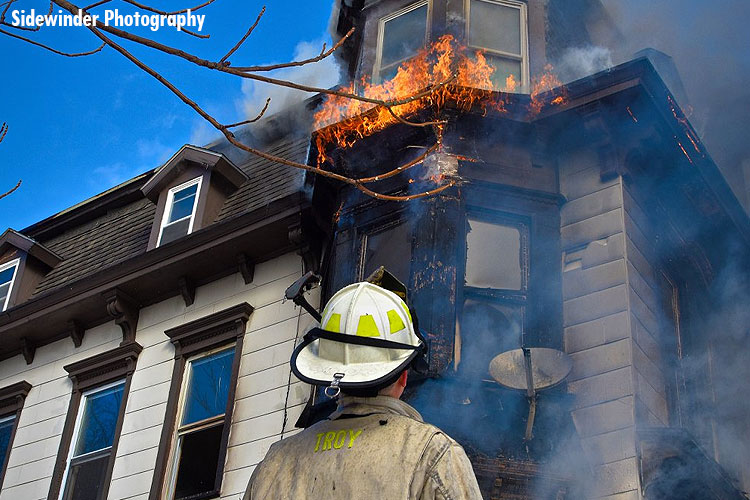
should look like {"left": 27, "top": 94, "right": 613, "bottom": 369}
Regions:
{"left": 243, "top": 395, "right": 483, "bottom": 499}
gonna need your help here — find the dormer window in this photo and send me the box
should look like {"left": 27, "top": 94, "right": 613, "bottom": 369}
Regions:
{"left": 0, "top": 230, "right": 61, "bottom": 312}
{"left": 466, "top": 0, "right": 529, "bottom": 90}
{"left": 157, "top": 177, "right": 202, "bottom": 247}
{"left": 374, "top": 1, "right": 429, "bottom": 82}
{"left": 141, "top": 145, "right": 248, "bottom": 250}
{"left": 0, "top": 259, "right": 19, "bottom": 312}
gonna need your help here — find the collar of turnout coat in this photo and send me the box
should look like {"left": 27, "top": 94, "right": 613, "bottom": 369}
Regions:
{"left": 329, "top": 395, "right": 423, "bottom": 422}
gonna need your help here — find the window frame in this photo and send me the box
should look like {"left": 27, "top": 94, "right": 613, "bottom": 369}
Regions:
{"left": 150, "top": 303, "right": 253, "bottom": 500}
{"left": 464, "top": 0, "right": 529, "bottom": 90}
{"left": 164, "top": 345, "right": 237, "bottom": 500}
{"left": 357, "top": 216, "right": 413, "bottom": 282}
{"left": 373, "top": 0, "right": 431, "bottom": 83}
{"left": 48, "top": 343, "right": 142, "bottom": 500}
{"left": 0, "top": 258, "right": 20, "bottom": 312}
{"left": 157, "top": 177, "right": 203, "bottom": 247}
{"left": 0, "top": 381, "right": 32, "bottom": 490}
{"left": 456, "top": 209, "right": 531, "bottom": 373}
{"left": 57, "top": 378, "right": 127, "bottom": 500}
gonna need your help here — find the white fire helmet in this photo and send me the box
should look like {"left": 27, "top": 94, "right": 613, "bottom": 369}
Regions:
{"left": 290, "top": 282, "right": 425, "bottom": 392}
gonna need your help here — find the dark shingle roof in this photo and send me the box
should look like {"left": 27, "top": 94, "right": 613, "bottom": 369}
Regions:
{"left": 27, "top": 135, "right": 311, "bottom": 297}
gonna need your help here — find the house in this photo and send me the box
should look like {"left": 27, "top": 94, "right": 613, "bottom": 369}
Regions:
{"left": 0, "top": 1, "right": 748, "bottom": 499}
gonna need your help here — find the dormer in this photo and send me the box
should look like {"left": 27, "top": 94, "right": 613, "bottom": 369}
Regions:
{"left": 0, "top": 229, "right": 61, "bottom": 311}
{"left": 140, "top": 145, "right": 248, "bottom": 250}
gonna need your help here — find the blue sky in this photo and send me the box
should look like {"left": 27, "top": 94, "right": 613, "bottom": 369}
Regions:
{"left": 0, "top": 0, "right": 339, "bottom": 230}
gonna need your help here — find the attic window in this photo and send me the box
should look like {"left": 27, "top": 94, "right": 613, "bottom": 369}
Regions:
{"left": 157, "top": 177, "right": 202, "bottom": 247}
{"left": 141, "top": 145, "right": 248, "bottom": 251}
{"left": 466, "top": 0, "right": 528, "bottom": 90}
{"left": 0, "top": 259, "right": 19, "bottom": 312}
{"left": 375, "top": 1, "right": 429, "bottom": 82}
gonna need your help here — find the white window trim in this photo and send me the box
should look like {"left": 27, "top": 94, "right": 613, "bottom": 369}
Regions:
{"left": 0, "top": 259, "right": 20, "bottom": 312}
{"left": 373, "top": 0, "right": 431, "bottom": 83}
{"left": 465, "top": 0, "right": 529, "bottom": 91}
{"left": 164, "top": 344, "right": 235, "bottom": 500}
{"left": 156, "top": 176, "right": 202, "bottom": 247}
{"left": 57, "top": 378, "right": 126, "bottom": 500}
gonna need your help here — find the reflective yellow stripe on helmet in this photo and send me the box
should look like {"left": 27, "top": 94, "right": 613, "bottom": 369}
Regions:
{"left": 387, "top": 309, "right": 405, "bottom": 334}
{"left": 324, "top": 313, "right": 342, "bottom": 333}
{"left": 356, "top": 314, "right": 380, "bottom": 337}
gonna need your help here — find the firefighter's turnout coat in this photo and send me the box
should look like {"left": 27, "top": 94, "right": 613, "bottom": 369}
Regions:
{"left": 244, "top": 395, "right": 483, "bottom": 499}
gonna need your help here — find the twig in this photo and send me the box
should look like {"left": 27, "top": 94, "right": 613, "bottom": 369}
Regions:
{"left": 122, "top": 0, "right": 217, "bottom": 16}
{"left": 0, "top": 27, "right": 105, "bottom": 56}
{"left": 0, "top": 0, "right": 52, "bottom": 31}
{"left": 232, "top": 27, "right": 354, "bottom": 72}
{"left": 82, "top": 0, "right": 110, "bottom": 9}
{"left": 0, "top": 122, "right": 7, "bottom": 143}
{"left": 0, "top": 180, "right": 21, "bottom": 201}
{"left": 219, "top": 5, "right": 265, "bottom": 65}
{"left": 225, "top": 98, "right": 270, "bottom": 128}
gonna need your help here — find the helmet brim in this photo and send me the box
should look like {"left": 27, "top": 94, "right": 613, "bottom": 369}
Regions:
{"left": 290, "top": 331, "right": 419, "bottom": 389}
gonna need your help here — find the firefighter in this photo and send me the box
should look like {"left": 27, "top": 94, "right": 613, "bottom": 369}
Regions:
{"left": 243, "top": 281, "right": 482, "bottom": 499}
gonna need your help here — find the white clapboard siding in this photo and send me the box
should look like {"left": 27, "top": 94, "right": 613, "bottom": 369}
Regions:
{"left": 0, "top": 251, "right": 315, "bottom": 500}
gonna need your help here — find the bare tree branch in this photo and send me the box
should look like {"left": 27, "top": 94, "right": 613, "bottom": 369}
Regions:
{"left": 225, "top": 97, "right": 270, "bottom": 128}
{"left": 219, "top": 5, "right": 264, "bottom": 65}
{"left": 0, "top": 123, "right": 22, "bottom": 201}
{"left": 231, "top": 27, "right": 353, "bottom": 72}
{"left": 0, "top": 180, "right": 22, "bottom": 201}
{"left": 0, "top": 27, "right": 105, "bottom": 56}
{"left": 2, "top": 0, "right": 457, "bottom": 202}
{"left": 122, "top": 0, "right": 217, "bottom": 16}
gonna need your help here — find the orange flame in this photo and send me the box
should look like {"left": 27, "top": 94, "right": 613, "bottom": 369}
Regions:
{"left": 313, "top": 36, "right": 567, "bottom": 167}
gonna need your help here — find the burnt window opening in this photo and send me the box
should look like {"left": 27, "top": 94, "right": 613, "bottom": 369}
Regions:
{"left": 374, "top": 1, "right": 429, "bottom": 82}
{"left": 458, "top": 214, "right": 529, "bottom": 377}
{"left": 359, "top": 219, "right": 412, "bottom": 284}
{"left": 466, "top": 0, "right": 529, "bottom": 90}
{"left": 429, "top": 212, "right": 531, "bottom": 458}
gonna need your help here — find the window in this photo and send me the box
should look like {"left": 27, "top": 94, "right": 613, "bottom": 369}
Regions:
{"left": 0, "top": 381, "right": 31, "bottom": 489}
{"left": 58, "top": 380, "right": 126, "bottom": 500}
{"left": 466, "top": 0, "right": 528, "bottom": 90}
{"left": 0, "top": 259, "right": 19, "bottom": 311}
{"left": 360, "top": 219, "right": 412, "bottom": 284}
{"left": 49, "top": 343, "right": 141, "bottom": 500}
{"left": 165, "top": 347, "right": 235, "bottom": 500}
{"left": 150, "top": 303, "right": 253, "bottom": 500}
{"left": 374, "top": 1, "right": 429, "bottom": 82}
{"left": 457, "top": 214, "right": 529, "bottom": 376}
{"left": 158, "top": 177, "right": 202, "bottom": 247}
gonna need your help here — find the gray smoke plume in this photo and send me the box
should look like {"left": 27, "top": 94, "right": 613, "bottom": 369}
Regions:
{"left": 598, "top": 0, "right": 750, "bottom": 212}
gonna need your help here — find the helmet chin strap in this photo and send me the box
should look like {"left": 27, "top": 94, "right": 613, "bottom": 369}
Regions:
{"left": 324, "top": 372, "right": 345, "bottom": 399}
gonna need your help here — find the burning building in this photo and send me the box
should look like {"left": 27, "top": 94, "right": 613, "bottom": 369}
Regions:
{"left": 0, "top": 1, "right": 748, "bottom": 499}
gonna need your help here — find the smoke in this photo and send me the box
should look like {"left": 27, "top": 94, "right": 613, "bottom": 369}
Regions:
{"left": 597, "top": 0, "right": 750, "bottom": 210}
{"left": 239, "top": 38, "right": 342, "bottom": 120}
{"left": 556, "top": 46, "right": 613, "bottom": 83}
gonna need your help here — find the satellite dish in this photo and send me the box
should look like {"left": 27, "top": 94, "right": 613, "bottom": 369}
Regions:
{"left": 489, "top": 348, "right": 572, "bottom": 391}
